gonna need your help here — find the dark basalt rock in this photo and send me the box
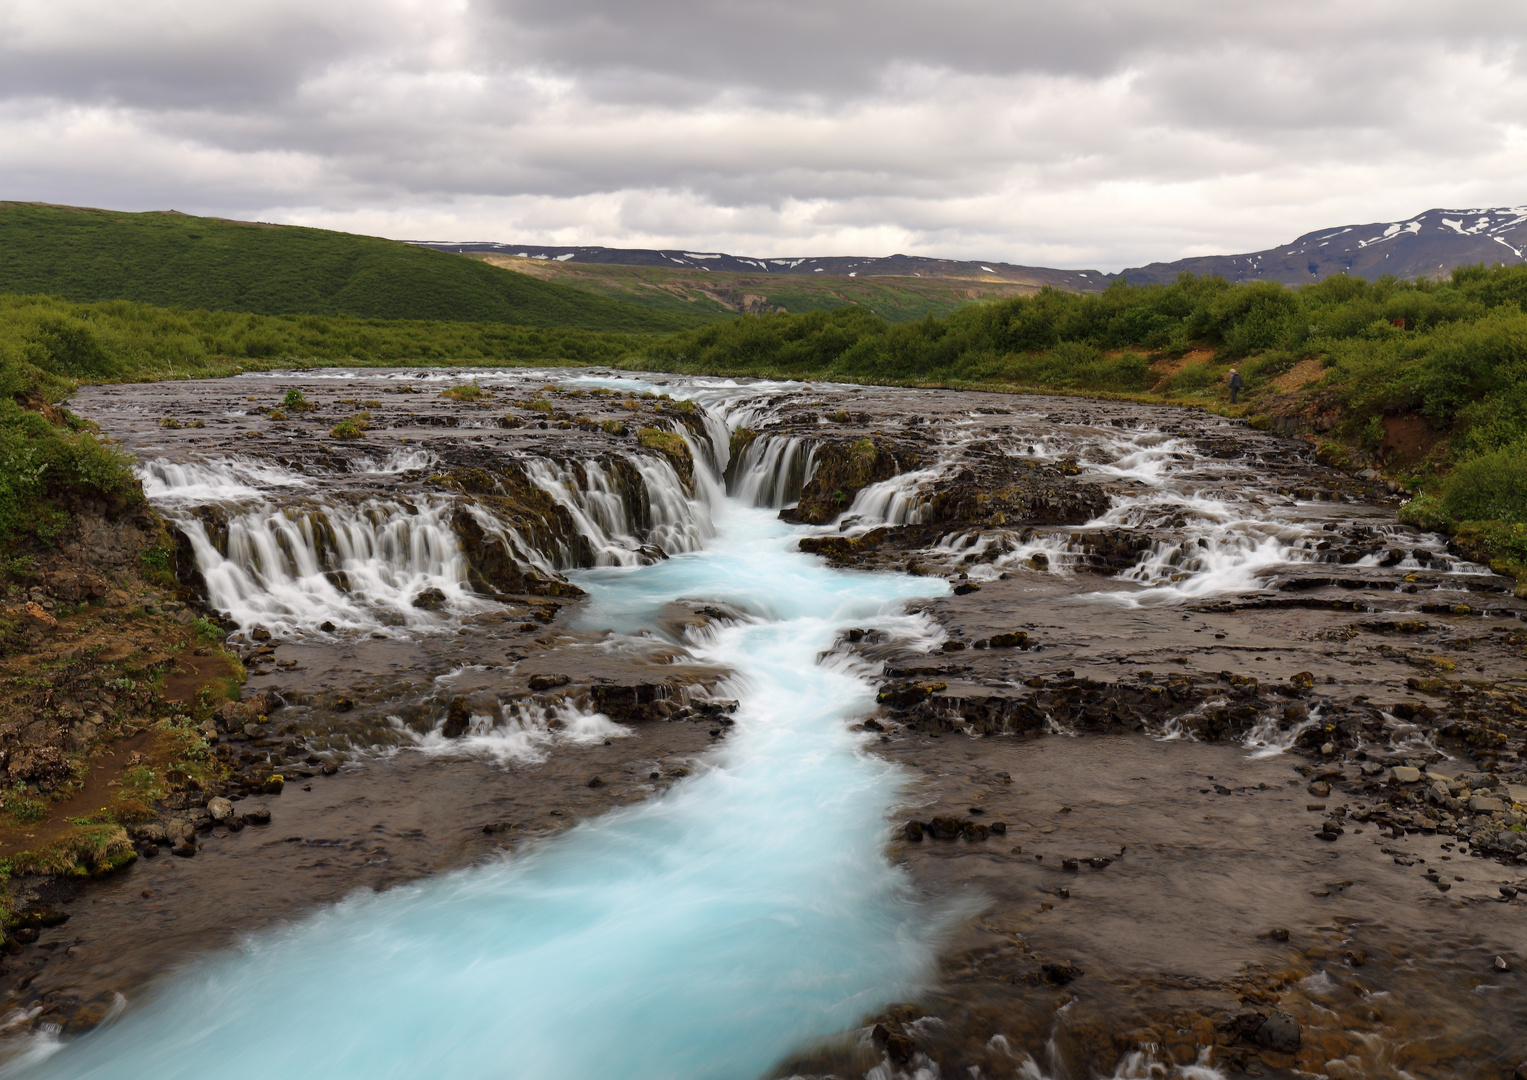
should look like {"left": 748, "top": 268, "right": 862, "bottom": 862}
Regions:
{"left": 450, "top": 506, "right": 584, "bottom": 599}
{"left": 411, "top": 587, "right": 446, "bottom": 610}
{"left": 1254, "top": 1011, "right": 1301, "bottom": 1052}
{"left": 442, "top": 696, "right": 471, "bottom": 739}
{"left": 782, "top": 438, "right": 902, "bottom": 525}
{"left": 589, "top": 683, "right": 675, "bottom": 722}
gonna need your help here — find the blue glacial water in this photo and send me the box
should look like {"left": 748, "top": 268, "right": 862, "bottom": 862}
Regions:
{"left": 12, "top": 504, "right": 950, "bottom": 1080}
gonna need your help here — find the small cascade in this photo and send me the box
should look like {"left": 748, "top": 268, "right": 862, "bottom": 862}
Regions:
{"left": 170, "top": 498, "right": 481, "bottom": 639}
{"left": 402, "top": 698, "right": 631, "bottom": 765}
{"left": 139, "top": 456, "right": 312, "bottom": 502}
{"left": 727, "top": 435, "right": 819, "bottom": 508}
{"left": 1243, "top": 704, "right": 1323, "bottom": 759}
{"left": 349, "top": 448, "right": 436, "bottom": 474}
{"left": 840, "top": 468, "right": 939, "bottom": 528}
{"left": 519, "top": 454, "right": 716, "bottom": 566}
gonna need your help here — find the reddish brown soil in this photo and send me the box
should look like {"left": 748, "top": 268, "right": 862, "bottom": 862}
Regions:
{"left": 0, "top": 731, "right": 152, "bottom": 858}
{"left": 1381, "top": 415, "right": 1444, "bottom": 466}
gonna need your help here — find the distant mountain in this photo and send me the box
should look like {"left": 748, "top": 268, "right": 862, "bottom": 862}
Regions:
{"left": 1116, "top": 207, "right": 1527, "bottom": 285}
{"left": 422, "top": 206, "right": 1527, "bottom": 291}
{"left": 410, "top": 242, "right": 1103, "bottom": 291}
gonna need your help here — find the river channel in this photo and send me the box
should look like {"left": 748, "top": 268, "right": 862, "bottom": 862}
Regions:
{"left": 4, "top": 369, "right": 1525, "bottom": 1079}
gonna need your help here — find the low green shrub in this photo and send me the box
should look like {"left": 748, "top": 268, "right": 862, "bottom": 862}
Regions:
{"left": 1440, "top": 444, "right": 1527, "bottom": 524}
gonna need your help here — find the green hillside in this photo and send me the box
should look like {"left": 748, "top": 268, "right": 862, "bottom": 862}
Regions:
{"left": 472, "top": 253, "right": 1038, "bottom": 324}
{"left": 0, "top": 203, "right": 707, "bottom": 333}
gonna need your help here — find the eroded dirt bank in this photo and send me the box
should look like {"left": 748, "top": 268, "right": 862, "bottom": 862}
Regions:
{"left": 0, "top": 367, "right": 1519, "bottom": 1079}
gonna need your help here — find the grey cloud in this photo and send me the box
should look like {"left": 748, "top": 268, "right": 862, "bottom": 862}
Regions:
{"left": 2, "top": 0, "right": 1527, "bottom": 268}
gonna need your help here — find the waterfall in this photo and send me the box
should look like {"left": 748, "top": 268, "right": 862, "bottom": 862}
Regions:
{"left": 169, "top": 498, "right": 481, "bottom": 638}
{"left": 841, "top": 468, "right": 938, "bottom": 527}
{"left": 518, "top": 454, "right": 716, "bottom": 566}
{"left": 726, "top": 436, "right": 819, "bottom": 508}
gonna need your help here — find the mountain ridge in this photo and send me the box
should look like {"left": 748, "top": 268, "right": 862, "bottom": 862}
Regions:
{"left": 417, "top": 205, "right": 1527, "bottom": 288}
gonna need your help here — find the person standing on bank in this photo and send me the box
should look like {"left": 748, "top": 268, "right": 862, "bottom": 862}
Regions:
{"left": 1228, "top": 368, "right": 1244, "bottom": 404}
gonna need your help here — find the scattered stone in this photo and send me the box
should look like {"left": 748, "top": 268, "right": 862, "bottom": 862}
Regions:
{"left": 903, "top": 821, "right": 924, "bottom": 842}
{"left": 1254, "top": 1011, "right": 1301, "bottom": 1052}
{"left": 206, "top": 796, "right": 234, "bottom": 823}
{"left": 1308, "top": 781, "right": 1332, "bottom": 798}
{"left": 587, "top": 776, "right": 605, "bottom": 789}
{"left": 1392, "top": 766, "right": 1421, "bottom": 783}
{"left": 988, "top": 632, "right": 1030, "bottom": 649}
{"left": 1495, "top": 955, "right": 1511, "bottom": 972}
{"left": 411, "top": 587, "right": 447, "bottom": 610}
{"left": 528, "top": 673, "right": 572, "bottom": 691}
{"left": 21, "top": 602, "right": 57, "bottom": 632}
{"left": 871, "top": 1024, "right": 916, "bottom": 1064}
{"left": 1269, "top": 928, "right": 1290, "bottom": 941}
{"left": 243, "top": 805, "right": 272, "bottom": 825}
{"left": 442, "top": 696, "right": 471, "bottom": 739}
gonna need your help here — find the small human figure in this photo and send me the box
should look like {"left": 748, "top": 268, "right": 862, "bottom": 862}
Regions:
{"left": 1228, "top": 368, "right": 1244, "bottom": 404}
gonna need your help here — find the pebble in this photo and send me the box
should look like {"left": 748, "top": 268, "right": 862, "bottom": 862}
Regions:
{"left": 1495, "top": 955, "right": 1511, "bottom": 972}
{"left": 1392, "top": 766, "right": 1421, "bottom": 783}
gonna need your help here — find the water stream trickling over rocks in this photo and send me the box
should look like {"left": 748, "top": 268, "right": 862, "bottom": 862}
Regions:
{"left": 2, "top": 368, "right": 1524, "bottom": 1079}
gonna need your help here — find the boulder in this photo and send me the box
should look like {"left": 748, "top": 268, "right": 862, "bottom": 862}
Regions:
{"left": 411, "top": 587, "right": 447, "bottom": 610}
{"left": 442, "top": 696, "right": 472, "bottom": 739}
{"left": 1254, "top": 1012, "right": 1300, "bottom": 1053}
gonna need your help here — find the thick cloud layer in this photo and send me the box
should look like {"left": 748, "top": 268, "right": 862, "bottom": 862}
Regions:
{"left": 3, "top": 0, "right": 1525, "bottom": 268}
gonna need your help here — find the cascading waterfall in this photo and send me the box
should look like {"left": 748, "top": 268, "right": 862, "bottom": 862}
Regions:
{"left": 727, "top": 435, "right": 818, "bottom": 508}
{"left": 147, "top": 398, "right": 853, "bottom": 641}
{"left": 518, "top": 453, "right": 717, "bottom": 566}
{"left": 839, "top": 469, "right": 938, "bottom": 528}
{"left": 172, "top": 497, "right": 481, "bottom": 638}
{"left": 8, "top": 501, "right": 954, "bottom": 1080}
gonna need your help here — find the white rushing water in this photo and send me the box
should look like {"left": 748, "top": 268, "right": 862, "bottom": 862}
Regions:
{"left": 10, "top": 502, "right": 952, "bottom": 1080}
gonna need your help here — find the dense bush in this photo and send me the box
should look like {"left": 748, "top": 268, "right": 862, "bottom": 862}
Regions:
{"left": 0, "top": 345, "right": 141, "bottom": 548}
{"left": 1440, "top": 444, "right": 1527, "bottom": 525}
{"left": 0, "top": 294, "right": 644, "bottom": 382}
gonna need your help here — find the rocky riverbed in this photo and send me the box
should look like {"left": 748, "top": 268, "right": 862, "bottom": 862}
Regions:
{"left": 0, "top": 367, "right": 1521, "bottom": 1078}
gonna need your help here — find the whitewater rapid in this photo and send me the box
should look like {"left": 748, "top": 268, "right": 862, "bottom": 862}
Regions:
{"left": 7, "top": 503, "right": 951, "bottom": 1080}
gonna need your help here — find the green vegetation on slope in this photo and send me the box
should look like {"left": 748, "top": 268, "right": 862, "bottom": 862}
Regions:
{"left": 0, "top": 203, "right": 709, "bottom": 333}
{"left": 0, "top": 350, "right": 140, "bottom": 552}
{"left": 0, "top": 294, "right": 641, "bottom": 382}
{"left": 474, "top": 254, "right": 1040, "bottom": 324}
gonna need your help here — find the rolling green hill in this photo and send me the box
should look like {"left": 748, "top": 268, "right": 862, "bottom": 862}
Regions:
{"left": 0, "top": 203, "right": 710, "bottom": 333}
{"left": 473, "top": 253, "right": 1040, "bottom": 324}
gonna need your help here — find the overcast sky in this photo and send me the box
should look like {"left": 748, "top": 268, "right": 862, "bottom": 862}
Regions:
{"left": 3, "top": 0, "right": 1525, "bottom": 269}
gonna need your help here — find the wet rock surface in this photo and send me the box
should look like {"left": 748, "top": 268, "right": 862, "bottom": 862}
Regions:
{"left": 16, "top": 367, "right": 1522, "bottom": 1077}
